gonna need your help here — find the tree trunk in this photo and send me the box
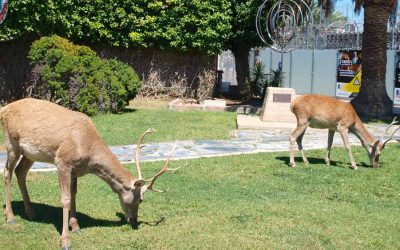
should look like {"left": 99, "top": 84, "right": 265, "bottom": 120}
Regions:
{"left": 351, "top": 1, "right": 393, "bottom": 119}
{"left": 231, "top": 44, "right": 250, "bottom": 99}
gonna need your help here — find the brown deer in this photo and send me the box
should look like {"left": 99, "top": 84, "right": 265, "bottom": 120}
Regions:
{"left": 0, "top": 98, "right": 178, "bottom": 250}
{"left": 290, "top": 94, "right": 399, "bottom": 169}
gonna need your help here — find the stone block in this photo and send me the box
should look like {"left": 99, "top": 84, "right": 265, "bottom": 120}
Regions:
{"left": 200, "top": 100, "right": 226, "bottom": 107}
{"left": 260, "top": 87, "right": 297, "bottom": 122}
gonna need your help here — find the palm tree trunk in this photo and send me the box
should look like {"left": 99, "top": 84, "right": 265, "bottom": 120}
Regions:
{"left": 351, "top": 1, "right": 393, "bottom": 119}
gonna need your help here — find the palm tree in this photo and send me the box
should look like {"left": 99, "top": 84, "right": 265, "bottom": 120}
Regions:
{"left": 318, "top": 0, "right": 397, "bottom": 119}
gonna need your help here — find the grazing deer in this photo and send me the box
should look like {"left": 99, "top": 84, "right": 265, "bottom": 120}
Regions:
{"left": 289, "top": 94, "right": 399, "bottom": 169}
{"left": 0, "top": 98, "right": 178, "bottom": 250}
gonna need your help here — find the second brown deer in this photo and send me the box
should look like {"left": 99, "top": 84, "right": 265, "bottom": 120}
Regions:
{"left": 290, "top": 94, "right": 399, "bottom": 169}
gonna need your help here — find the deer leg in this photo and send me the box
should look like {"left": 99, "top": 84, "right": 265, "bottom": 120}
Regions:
{"left": 4, "top": 151, "right": 19, "bottom": 223}
{"left": 69, "top": 177, "right": 80, "bottom": 233}
{"left": 325, "top": 130, "right": 335, "bottom": 166}
{"left": 296, "top": 130, "right": 309, "bottom": 164}
{"left": 57, "top": 166, "right": 72, "bottom": 250}
{"left": 339, "top": 128, "right": 358, "bottom": 170}
{"left": 14, "top": 156, "right": 35, "bottom": 220}
{"left": 290, "top": 123, "right": 308, "bottom": 167}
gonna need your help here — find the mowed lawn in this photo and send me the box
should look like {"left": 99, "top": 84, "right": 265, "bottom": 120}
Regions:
{"left": 0, "top": 106, "right": 237, "bottom": 149}
{"left": 91, "top": 108, "right": 237, "bottom": 145}
{"left": 0, "top": 145, "right": 399, "bottom": 249}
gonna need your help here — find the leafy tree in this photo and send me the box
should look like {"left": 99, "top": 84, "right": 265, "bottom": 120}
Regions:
{"left": 0, "top": 0, "right": 232, "bottom": 54}
{"left": 311, "top": 5, "right": 348, "bottom": 25}
{"left": 226, "top": 0, "right": 270, "bottom": 97}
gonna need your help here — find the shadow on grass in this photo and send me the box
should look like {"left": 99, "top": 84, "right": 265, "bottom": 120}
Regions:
{"left": 115, "top": 212, "right": 165, "bottom": 230}
{"left": 119, "top": 108, "right": 138, "bottom": 114}
{"left": 98, "top": 108, "right": 137, "bottom": 115}
{"left": 276, "top": 156, "right": 338, "bottom": 167}
{"left": 276, "top": 156, "right": 371, "bottom": 169}
{"left": 8, "top": 201, "right": 165, "bottom": 233}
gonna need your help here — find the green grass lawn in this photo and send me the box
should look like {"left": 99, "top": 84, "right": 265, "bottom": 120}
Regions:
{"left": 0, "top": 108, "right": 236, "bottom": 149}
{"left": 91, "top": 109, "right": 237, "bottom": 145}
{"left": 1, "top": 145, "right": 399, "bottom": 249}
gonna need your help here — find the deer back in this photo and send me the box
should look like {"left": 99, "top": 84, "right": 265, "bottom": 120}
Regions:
{"left": 290, "top": 94, "right": 359, "bottom": 129}
{"left": 0, "top": 98, "right": 108, "bottom": 166}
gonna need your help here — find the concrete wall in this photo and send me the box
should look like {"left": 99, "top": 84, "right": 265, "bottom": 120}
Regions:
{"left": 253, "top": 48, "right": 397, "bottom": 100}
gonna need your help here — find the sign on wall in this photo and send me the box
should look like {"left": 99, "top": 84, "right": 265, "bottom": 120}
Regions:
{"left": 336, "top": 50, "right": 362, "bottom": 98}
{"left": 0, "top": 0, "right": 8, "bottom": 24}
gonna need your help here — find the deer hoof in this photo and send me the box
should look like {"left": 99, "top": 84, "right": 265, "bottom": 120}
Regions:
{"left": 325, "top": 159, "right": 330, "bottom": 166}
{"left": 351, "top": 165, "right": 358, "bottom": 170}
{"left": 7, "top": 219, "right": 16, "bottom": 224}
{"left": 61, "top": 247, "right": 71, "bottom": 250}
{"left": 69, "top": 218, "right": 80, "bottom": 233}
{"left": 289, "top": 163, "right": 296, "bottom": 168}
{"left": 73, "top": 228, "right": 81, "bottom": 235}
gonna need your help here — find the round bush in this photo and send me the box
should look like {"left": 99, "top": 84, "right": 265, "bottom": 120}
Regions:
{"left": 28, "top": 35, "right": 141, "bottom": 115}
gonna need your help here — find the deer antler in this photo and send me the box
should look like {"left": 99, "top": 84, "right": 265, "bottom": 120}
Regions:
{"left": 135, "top": 128, "right": 156, "bottom": 180}
{"left": 146, "top": 141, "right": 179, "bottom": 193}
{"left": 380, "top": 117, "right": 400, "bottom": 149}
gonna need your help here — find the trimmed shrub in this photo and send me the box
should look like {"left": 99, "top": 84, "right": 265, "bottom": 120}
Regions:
{"left": 28, "top": 36, "right": 140, "bottom": 115}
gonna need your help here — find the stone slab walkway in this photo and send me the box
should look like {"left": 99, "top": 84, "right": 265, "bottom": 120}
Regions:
{"left": 0, "top": 123, "right": 399, "bottom": 172}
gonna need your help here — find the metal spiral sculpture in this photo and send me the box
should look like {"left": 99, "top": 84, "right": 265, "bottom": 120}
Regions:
{"left": 256, "top": 0, "right": 313, "bottom": 53}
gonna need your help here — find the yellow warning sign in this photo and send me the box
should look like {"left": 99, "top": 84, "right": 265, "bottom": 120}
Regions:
{"left": 336, "top": 50, "right": 362, "bottom": 97}
{"left": 343, "top": 70, "right": 362, "bottom": 93}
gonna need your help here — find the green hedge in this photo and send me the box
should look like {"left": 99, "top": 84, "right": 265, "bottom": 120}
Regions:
{"left": 29, "top": 35, "right": 141, "bottom": 115}
{"left": 1, "top": 0, "right": 231, "bottom": 54}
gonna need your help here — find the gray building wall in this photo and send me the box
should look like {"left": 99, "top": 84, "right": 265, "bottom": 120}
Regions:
{"left": 252, "top": 48, "right": 397, "bottom": 100}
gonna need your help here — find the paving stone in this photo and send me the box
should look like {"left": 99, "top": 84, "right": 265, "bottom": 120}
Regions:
{"left": 0, "top": 123, "right": 398, "bottom": 171}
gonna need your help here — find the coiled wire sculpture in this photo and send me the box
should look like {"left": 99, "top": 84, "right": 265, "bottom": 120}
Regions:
{"left": 256, "top": 0, "right": 313, "bottom": 53}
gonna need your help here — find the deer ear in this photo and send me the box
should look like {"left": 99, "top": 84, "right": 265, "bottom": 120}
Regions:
{"left": 132, "top": 179, "right": 145, "bottom": 189}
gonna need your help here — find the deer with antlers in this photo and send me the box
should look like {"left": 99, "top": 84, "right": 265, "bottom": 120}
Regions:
{"left": 0, "top": 98, "right": 177, "bottom": 250}
{"left": 290, "top": 94, "right": 400, "bottom": 169}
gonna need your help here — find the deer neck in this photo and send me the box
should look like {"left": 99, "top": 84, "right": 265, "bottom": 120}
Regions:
{"left": 352, "top": 117, "right": 377, "bottom": 149}
{"left": 89, "top": 148, "right": 135, "bottom": 194}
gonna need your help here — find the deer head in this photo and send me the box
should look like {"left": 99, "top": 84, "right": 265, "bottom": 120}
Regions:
{"left": 122, "top": 128, "right": 179, "bottom": 223}
{"left": 370, "top": 117, "right": 400, "bottom": 168}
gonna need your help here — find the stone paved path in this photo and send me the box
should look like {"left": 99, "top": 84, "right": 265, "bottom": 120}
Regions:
{"left": 0, "top": 123, "right": 399, "bottom": 171}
